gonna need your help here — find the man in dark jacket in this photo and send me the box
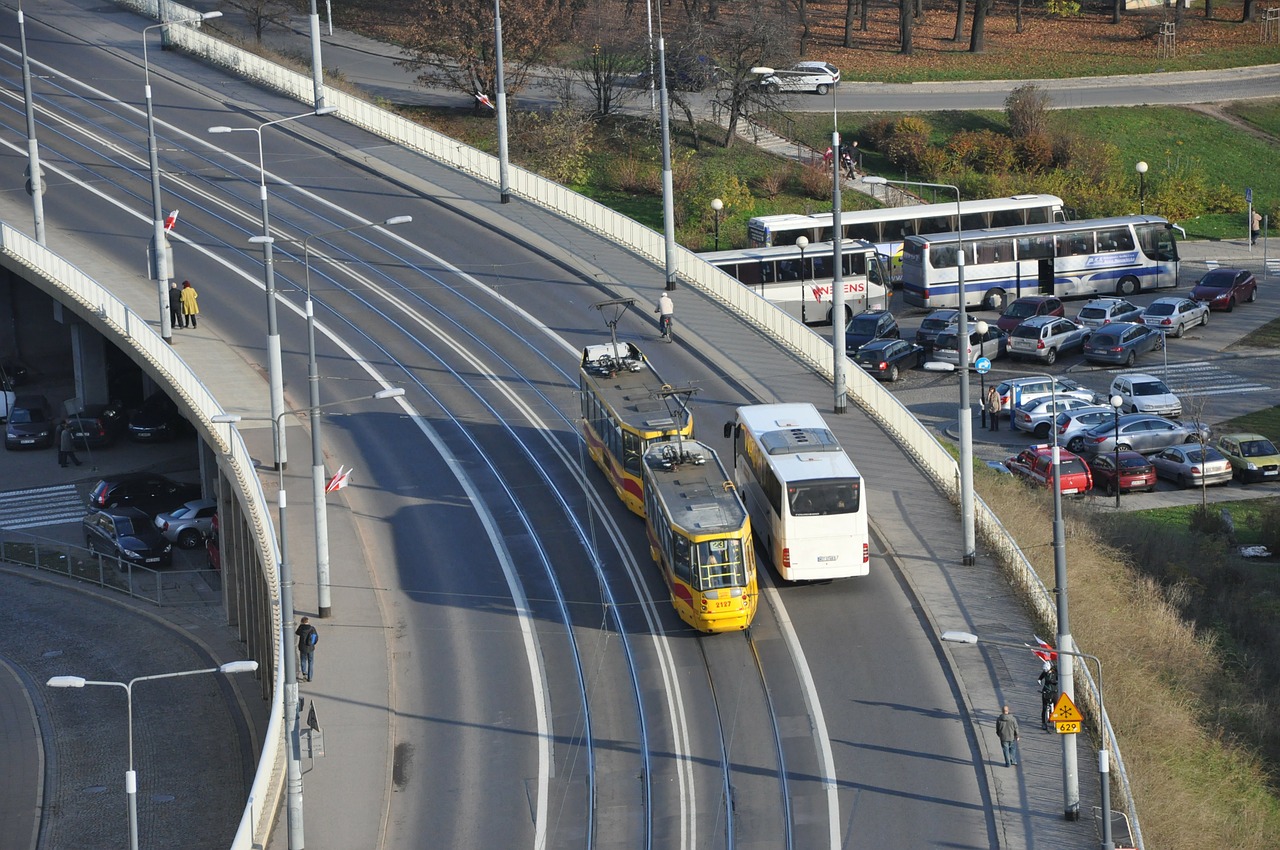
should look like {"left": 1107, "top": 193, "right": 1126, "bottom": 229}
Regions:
{"left": 996, "top": 705, "right": 1020, "bottom": 767}
{"left": 295, "top": 616, "right": 317, "bottom": 681}
{"left": 168, "top": 282, "right": 184, "bottom": 330}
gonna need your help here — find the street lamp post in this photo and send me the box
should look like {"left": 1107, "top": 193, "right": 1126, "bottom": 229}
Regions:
{"left": 144, "top": 12, "right": 222, "bottom": 346}
{"left": 974, "top": 320, "right": 990, "bottom": 428}
{"left": 208, "top": 106, "right": 338, "bottom": 469}
{"left": 1110, "top": 394, "right": 1124, "bottom": 509}
{"left": 796, "top": 235, "right": 809, "bottom": 324}
{"left": 863, "top": 175, "right": 976, "bottom": 565}
{"left": 18, "top": 0, "right": 46, "bottom": 246}
{"left": 46, "top": 661, "right": 259, "bottom": 850}
{"left": 941, "top": 631, "right": 1114, "bottom": 850}
{"left": 213, "top": 387, "right": 403, "bottom": 850}
{"left": 289, "top": 216, "right": 412, "bottom": 617}
{"left": 1135, "top": 161, "right": 1148, "bottom": 215}
{"left": 711, "top": 197, "right": 723, "bottom": 251}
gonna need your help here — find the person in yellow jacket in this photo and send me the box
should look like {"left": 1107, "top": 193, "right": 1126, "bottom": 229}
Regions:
{"left": 180, "top": 280, "right": 200, "bottom": 329}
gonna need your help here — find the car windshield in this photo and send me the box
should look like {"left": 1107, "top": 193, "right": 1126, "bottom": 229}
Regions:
{"left": 115, "top": 517, "right": 137, "bottom": 535}
{"left": 848, "top": 315, "right": 881, "bottom": 334}
{"left": 1197, "top": 272, "right": 1232, "bottom": 288}
{"left": 1005, "top": 302, "right": 1039, "bottom": 319}
{"left": 1092, "top": 330, "right": 1122, "bottom": 344}
{"left": 1145, "top": 303, "right": 1175, "bottom": 316}
{"left": 853, "top": 348, "right": 883, "bottom": 365}
{"left": 170, "top": 505, "right": 192, "bottom": 519}
{"left": 1184, "top": 448, "right": 1218, "bottom": 463}
{"left": 11, "top": 409, "right": 45, "bottom": 424}
{"left": 1132, "top": 381, "right": 1171, "bottom": 396}
{"left": 1061, "top": 458, "right": 1087, "bottom": 475}
{"left": 1119, "top": 456, "right": 1151, "bottom": 470}
{"left": 1241, "top": 439, "right": 1278, "bottom": 457}
{"left": 935, "top": 332, "right": 958, "bottom": 349}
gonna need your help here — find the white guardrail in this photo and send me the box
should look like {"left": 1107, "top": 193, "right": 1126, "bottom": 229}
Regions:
{"left": 0, "top": 219, "right": 287, "bottom": 848}
{"left": 113, "top": 2, "right": 1142, "bottom": 846}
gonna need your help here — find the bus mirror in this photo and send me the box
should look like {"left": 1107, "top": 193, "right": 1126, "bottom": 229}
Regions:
{"left": 723, "top": 422, "right": 734, "bottom": 439}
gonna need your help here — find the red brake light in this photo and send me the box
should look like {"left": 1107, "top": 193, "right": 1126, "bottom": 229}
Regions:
{"left": 782, "top": 548, "right": 791, "bottom": 569}
{"left": 862, "top": 543, "right": 869, "bottom": 564}
{"left": 878, "top": 361, "right": 889, "bottom": 371}
{"left": 1037, "top": 340, "right": 1045, "bottom": 349}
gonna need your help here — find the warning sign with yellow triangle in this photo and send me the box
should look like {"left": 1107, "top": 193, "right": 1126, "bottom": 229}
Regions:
{"left": 1052, "top": 692, "right": 1084, "bottom": 733}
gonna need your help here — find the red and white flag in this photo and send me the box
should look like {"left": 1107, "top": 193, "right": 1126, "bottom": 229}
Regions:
{"left": 1032, "top": 635, "right": 1057, "bottom": 664}
{"left": 474, "top": 92, "right": 495, "bottom": 110}
{"left": 163, "top": 209, "right": 179, "bottom": 231}
{"left": 325, "top": 465, "right": 353, "bottom": 492}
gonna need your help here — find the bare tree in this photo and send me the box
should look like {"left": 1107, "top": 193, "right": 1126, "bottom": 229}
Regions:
{"left": 232, "top": 0, "right": 292, "bottom": 42}
{"left": 1243, "top": 0, "right": 1258, "bottom": 21}
{"left": 571, "top": 41, "right": 645, "bottom": 118}
{"left": 900, "top": 0, "right": 914, "bottom": 54}
{"left": 953, "top": 0, "right": 967, "bottom": 43}
{"left": 843, "top": 0, "right": 857, "bottom": 45}
{"left": 969, "top": 0, "right": 991, "bottom": 51}
{"left": 701, "top": 12, "right": 792, "bottom": 148}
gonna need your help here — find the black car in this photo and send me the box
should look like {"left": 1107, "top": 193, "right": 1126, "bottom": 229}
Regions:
{"left": 4, "top": 394, "right": 55, "bottom": 449}
{"left": 83, "top": 508, "right": 173, "bottom": 568}
{"left": 128, "top": 391, "right": 190, "bottom": 442}
{"left": 843, "top": 309, "right": 900, "bottom": 354}
{"left": 852, "top": 338, "right": 924, "bottom": 382}
{"left": 66, "top": 403, "right": 127, "bottom": 448}
{"left": 87, "top": 472, "right": 202, "bottom": 517}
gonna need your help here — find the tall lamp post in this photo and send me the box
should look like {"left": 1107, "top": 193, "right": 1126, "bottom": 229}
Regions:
{"left": 1135, "top": 161, "right": 1148, "bottom": 214}
{"left": 863, "top": 176, "right": 976, "bottom": 565}
{"left": 288, "top": 216, "right": 413, "bottom": 617}
{"left": 941, "top": 631, "right": 1115, "bottom": 850}
{"left": 46, "top": 661, "right": 259, "bottom": 850}
{"left": 1110, "top": 394, "right": 1124, "bottom": 509}
{"left": 796, "top": 235, "right": 809, "bottom": 324}
{"left": 711, "top": 197, "right": 723, "bottom": 251}
{"left": 208, "top": 106, "right": 338, "bottom": 469}
{"left": 144, "top": 11, "right": 222, "bottom": 345}
{"left": 973, "top": 320, "right": 990, "bottom": 428}
{"left": 213, "top": 387, "right": 404, "bottom": 850}
{"left": 18, "top": 0, "right": 46, "bottom": 246}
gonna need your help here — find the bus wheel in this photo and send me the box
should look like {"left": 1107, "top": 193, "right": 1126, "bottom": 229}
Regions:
{"left": 1117, "top": 276, "right": 1139, "bottom": 296}
{"left": 983, "top": 289, "right": 1006, "bottom": 311}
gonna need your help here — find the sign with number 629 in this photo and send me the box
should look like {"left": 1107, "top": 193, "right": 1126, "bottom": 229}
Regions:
{"left": 1055, "top": 720, "right": 1081, "bottom": 734}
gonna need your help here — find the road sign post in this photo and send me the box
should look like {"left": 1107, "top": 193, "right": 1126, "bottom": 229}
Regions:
{"left": 975, "top": 357, "right": 991, "bottom": 427}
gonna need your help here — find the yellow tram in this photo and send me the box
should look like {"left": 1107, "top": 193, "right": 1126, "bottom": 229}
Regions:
{"left": 641, "top": 439, "right": 758, "bottom": 633}
{"left": 580, "top": 342, "right": 693, "bottom": 517}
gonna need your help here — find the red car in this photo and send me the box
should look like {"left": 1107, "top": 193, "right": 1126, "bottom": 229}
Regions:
{"left": 1088, "top": 451, "right": 1157, "bottom": 495}
{"left": 1189, "top": 268, "right": 1258, "bottom": 312}
{"left": 1004, "top": 445, "right": 1093, "bottom": 496}
{"left": 995, "top": 295, "right": 1064, "bottom": 334}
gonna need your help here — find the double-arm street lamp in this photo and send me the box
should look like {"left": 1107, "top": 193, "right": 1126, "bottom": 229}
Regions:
{"left": 214, "top": 386, "right": 403, "bottom": 849}
{"left": 863, "top": 176, "right": 976, "bottom": 566}
{"left": 208, "top": 106, "right": 338, "bottom": 469}
{"left": 942, "top": 631, "right": 1115, "bottom": 849}
{"left": 47, "top": 660, "right": 259, "bottom": 850}
{"left": 143, "top": 11, "right": 222, "bottom": 345}
{"left": 286, "top": 216, "right": 412, "bottom": 617}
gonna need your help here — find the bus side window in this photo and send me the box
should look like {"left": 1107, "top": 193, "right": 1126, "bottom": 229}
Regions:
{"left": 812, "top": 255, "right": 833, "bottom": 279}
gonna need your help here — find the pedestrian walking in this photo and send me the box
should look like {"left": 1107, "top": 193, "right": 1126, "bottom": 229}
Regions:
{"left": 1251, "top": 209, "right": 1262, "bottom": 246}
{"left": 296, "top": 616, "right": 318, "bottom": 681}
{"left": 180, "top": 280, "right": 200, "bottom": 329}
{"left": 168, "top": 282, "right": 184, "bottom": 330}
{"left": 58, "top": 420, "right": 82, "bottom": 468}
{"left": 986, "top": 385, "right": 1002, "bottom": 432}
{"left": 655, "top": 291, "right": 674, "bottom": 342}
{"left": 996, "top": 705, "right": 1020, "bottom": 767}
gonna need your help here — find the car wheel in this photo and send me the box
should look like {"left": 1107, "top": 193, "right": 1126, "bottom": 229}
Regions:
{"left": 1184, "top": 435, "right": 1200, "bottom": 444}
{"left": 177, "top": 528, "right": 203, "bottom": 549}
{"left": 1247, "top": 287, "right": 1257, "bottom": 303}
{"left": 1125, "top": 350, "right": 1136, "bottom": 367}
{"left": 1117, "top": 443, "right": 1132, "bottom": 452}
{"left": 1035, "top": 423, "right": 1051, "bottom": 438}
{"left": 1067, "top": 437, "right": 1084, "bottom": 452}
{"left": 815, "top": 83, "right": 830, "bottom": 95}
{"left": 887, "top": 365, "right": 900, "bottom": 382}
{"left": 1226, "top": 298, "right": 1235, "bottom": 312}
{"left": 1173, "top": 322, "right": 1184, "bottom": 339}
{"left": 1045, "top": 347, "right": 1057, "bottom": 366}
{"left": 1201, "top": 312, "right": 1209, "bottom": 327}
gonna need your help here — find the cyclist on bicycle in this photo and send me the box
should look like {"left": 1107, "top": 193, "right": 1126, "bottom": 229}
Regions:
{"left": 655, "top": 292, "right": 674, "bottom": 341}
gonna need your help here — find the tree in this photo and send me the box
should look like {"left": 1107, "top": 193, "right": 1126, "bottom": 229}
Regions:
{"left": 698, "top": 12, "right": 792, "bottom": 148}
{"left": 1243, "top": 0, "right": 1257, "bottom": 21}
{"left": 954, "top": 0, "right": 967, "bottom": 43}
{"left": 900, "top": 0, "right": 914, "bottom": 54}
{"left": 396, "top": 0, "right": 578, "bottom": 107}
{"left": 571, "top": 41, "right": 645, "bottom": 118}
{"left": 240, "top": 0, "right": 292, "bottom": 42}
{"left": 969, "top": 0, "right": 991, "bottom": 52}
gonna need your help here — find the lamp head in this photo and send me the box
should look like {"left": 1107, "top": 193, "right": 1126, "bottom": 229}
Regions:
{"left": 750, "top": 66, "right": 775, "bottom": 76}
{"left": 795, "top": 236, "right": 809, "bottom": 249}
{"left": 201, "top": 10, "right": 224, "bottom": 20}
{"left": 711, "top": 198, "right": 723, "bottom": 212}
{"left": 975, "top": 320, "right": 989, "bottom": 335}
{"left": 208, "top": 126, "right": 232, "bottom": 134}
{"left": 1135, "top": 161, "right": 1148, "bottom": 174}
{"left": 384, "top": 215, "right": 413, "bottom": 226}
{"left": 218, "top": 660, "right": 259, "bottom": 674}
{"left": 211, "top": 414, "right": 242, "bottom": 424}
{"left": 314, "top": 106, "right": 339, "bottom": 117}
{"left": 940, "top": 631, "right": 978, "bottom": 645}
{"left": 1109, "top": 394, "right": 1124, "bottom": 409}
{"left": 47, "top": 676, "right": 87, "bottom": 688}
{"left": 373, "top": 388, "right": 406, "bottom": 400}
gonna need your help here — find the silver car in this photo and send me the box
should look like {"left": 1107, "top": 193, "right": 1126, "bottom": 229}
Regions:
{"left": 931, "top": 324, "right": 1007, "bottom": 367}
{"left": 1077, "top": 414, "right": 1210, "bottom": 456}
{"left": 1011, "top": 395, "right": 1099, "bottom": 438}
{"left": 154, "top": 498, "right": 218, "bottom": 549}
{"left": 1139, "top": 296, "right": 1210, "bottom": 338}
{"left": 1075, "top": 298, "right": 1143, "bottom": 329}
{"left": 1056, "top": 405, "right": 1121, "bottom": 453}
{"left": 1007, "top": 316, "right": 1090, "bottom": 365}
{"left": 1149, "top": 444, "right": 1234, "bottom": 488}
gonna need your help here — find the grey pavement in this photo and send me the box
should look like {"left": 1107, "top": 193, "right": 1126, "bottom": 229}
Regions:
{"left": 7, "top": 8, "right": 1279, "bottom": 850}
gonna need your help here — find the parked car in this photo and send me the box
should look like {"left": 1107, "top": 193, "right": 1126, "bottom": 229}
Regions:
{"left": 1215, "top": 432, "right": 1280, "bottom": 484}
{"left": 1082, "top": 322, "right": 1165, "bottom": 367}
{"left": 1075, "top": 298, "right": 1143, "bottom": 329}
{"left": 83, "top": 507, "right": 174, "bottom": 568}
{"left": 1004, "top": 445, "right": 1093, "bottom": 496}
{"left": 1190, "top": 268, "right": 1257, "bottom": 311}
{"left": 1007, "top": 316, "right": 1089, "bottom": 365}
{"left": 843, "top": 309, "right": 899, "bottom": 354}
{"left": 755, "top": 61, "right": 840, "bottom": 94}
{"left": 995, "top": 295, "right": 1064, "bottom": 334}
{"left": 4, "top": 394, "right": 55, "bottom": 449}
{"left": 931, "top": 323, "right": 1007, "bottom": 367}
{"left": 851, "top": 338, "right": 924, "bottom": 382}
{"left": 1138, "top": 297, "right": 1209, "bottom": 338}
{"left": 1056, "top": 405, "right": 1121, "bottom": 453}
{"left": 1109, "top": 373, "right": 1181, "bottom": 418}
{"left": 1011, "top": 395, "right": 1099, "bottom": 438}
{"left": 1077, "top": 414, "right": 1210, "bottom": 456}
{"left": 154, "top": 498, "right": 218, "bottom": 549}
{"left": 993, "top": 376, "right": 1097, "bottom": 419}
{"left": 914, "top": 308, "right": 961, "bottom": 353}
{"left": 1088, "top": 450, "right": 1157, "bottom": 495}
{"left": 65, "top": 403, "right": 127, "bottom": 448}
{"left": 1150, "top": 444, "right": 1234, "bottom": 489}
{"left": 87, "top": 472, "right": 202, "bottom": 517}
{"left": 128, "top": 391, "right": 190, "bottom": 442}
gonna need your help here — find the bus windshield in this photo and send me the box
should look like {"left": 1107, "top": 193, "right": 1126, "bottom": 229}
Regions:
{"left": 788, "top": 479, "right": 861, "bottom": 516}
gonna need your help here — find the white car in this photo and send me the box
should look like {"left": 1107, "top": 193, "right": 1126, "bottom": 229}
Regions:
{"left": 1110, "top": 373, "right": 1182, "bottom": 418}
{"left": 1139, "top": 297, "right": 1209, "bottom": 338}
{"left": 756, "top": 61, "right": 840, "bottom": 95}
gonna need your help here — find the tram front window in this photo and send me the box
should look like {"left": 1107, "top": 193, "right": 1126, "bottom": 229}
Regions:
{"left": 697, "top": 540, "right": 745, "bottom": 590}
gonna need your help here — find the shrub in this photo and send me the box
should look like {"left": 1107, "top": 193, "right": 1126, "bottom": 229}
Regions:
{"left": 1005, "top": 83, "right": 1053, "bottom": 141}
{"left": 510, "top": 109, "right": 594, "bottom": 185}
{"left": 797, "top": 162, "right": 832, "bottom": 200}
{"left": 609, "top": 157, "right": 660, "bottom": 194}
{"left": 859, "top": 117, "right": 898, "bottom": 150}
{"left": 755, "top": 169, "right": 786, "bottom": 199}
{"left": 884, "top": 116, "right": 933, "bottom": 173}
{"left": 1015, "top": 132, "right": 1054, "bottom": 174}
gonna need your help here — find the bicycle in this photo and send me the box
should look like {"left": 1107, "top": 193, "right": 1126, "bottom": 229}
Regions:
{"left": 658, "top": 314, "right": 674, "bottom": 343}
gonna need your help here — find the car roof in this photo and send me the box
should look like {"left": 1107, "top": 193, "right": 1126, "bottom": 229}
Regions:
{"left": 94, "top": 507, "right": 152, "bottom": 520}
{"left": 1147, "top": 296, "right": 1190, "bottom": 305}
{"left": 859, "top": 338, "right": 899, "bottom": 349}
{"left": 1113, "top": 372, "right": 1161, "bottom": 384}
{"left": 792, "top": 61, "right": 837, "bottom": 71}
{"left": 1083, "top": 297, "right": 1126, "bottom": 305}
{"left": 1011, "top": 295, "right": 1055, "bottom": 304}
{"left": 1220, "top": 432, "right": 1273, "bottom": 441}
{"left": 1018, "top": 315, "right": 1065, "bottom": 327}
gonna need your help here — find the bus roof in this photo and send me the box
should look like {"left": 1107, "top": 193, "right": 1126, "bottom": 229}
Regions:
{"left": 644, "top": 440, "right": 747, "bottom": 535}
{"left": 748, "top": 194, "right": 1066, "bottom": 229}
{"left": 734, "top": 403, "right": 861, "bottom": 481}
{"left": 699, "top": 237, "right": 878, "bottom": 263}
{"left": 903, "top": 214, "right": 1174, "bottom": 247}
